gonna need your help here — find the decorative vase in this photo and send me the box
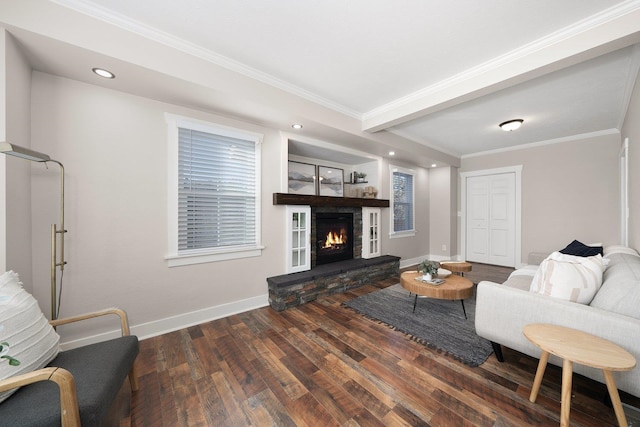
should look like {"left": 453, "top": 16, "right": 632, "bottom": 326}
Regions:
{"left": 422, "top": 273, "right": 432, "bottom": 281}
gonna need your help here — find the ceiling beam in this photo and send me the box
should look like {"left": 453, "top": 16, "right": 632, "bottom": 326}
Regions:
{"left": 362, "top": 3, "right": 640, "bottom": 133}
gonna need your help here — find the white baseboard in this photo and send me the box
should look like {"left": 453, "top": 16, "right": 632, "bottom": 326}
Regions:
{"left": 59, "top": 293, "right": 270, "bottom": 351}
{"left": 399, "top": 254, "right": 462, "bottom": 269}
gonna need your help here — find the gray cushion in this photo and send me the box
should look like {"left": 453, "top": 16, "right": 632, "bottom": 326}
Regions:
{"left": 0, "top": 335, "right": 139, "bottom": 426}
{"left": 590, "top": 253, "right": 640, "bottom": 319}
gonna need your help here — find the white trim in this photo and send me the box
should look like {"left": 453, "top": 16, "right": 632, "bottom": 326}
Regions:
{"left": 59, "top": 294, "right": 269, "bottom": 351}
{"left": 460, "top": 166, "right": 522, "bottom": 268}
{"left": 461, "top": 129, "right": 620, "bottom": 159}
{"left": 166, "top": 246, "right": 264, "bottom": 267}
{"left": 165, "top": 113, "right": 263, "bottom": 266}
{"left": 389, "top": 230, "right": 416, "bottom": 239}
{"left": 621, "top": 138, "right": 629, "bottom": 246}
{"left": 400, "top": 254, "right": 454, "bottom": 269}
{"left": 52, "top": 0, "right": 361, "bottom": 120}
{"left": 389, "top": 164, "right": 416, "bottom": 237}
{"left": 285, "top": 205, "right": 311, "bottom": 273}
{"left": 362, "top": 207, "right": 381, "bottom": 258}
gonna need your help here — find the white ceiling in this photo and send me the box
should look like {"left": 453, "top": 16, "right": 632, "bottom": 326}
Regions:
{"left": 3, "top": 0, "right": 640, "bottom": 166}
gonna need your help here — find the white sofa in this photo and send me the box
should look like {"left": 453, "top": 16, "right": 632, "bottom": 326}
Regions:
{"left": 475, "top": 246, "right": 640, "bottom": 398}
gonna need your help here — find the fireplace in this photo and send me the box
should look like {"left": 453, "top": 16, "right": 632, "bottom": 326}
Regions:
{"left": 315, "top": 212, "right": 354, "bottom": 265}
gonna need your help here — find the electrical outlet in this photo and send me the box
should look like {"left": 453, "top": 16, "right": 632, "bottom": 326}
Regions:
{"left": 442, "top": 244, "right": 447, "bottom": 251}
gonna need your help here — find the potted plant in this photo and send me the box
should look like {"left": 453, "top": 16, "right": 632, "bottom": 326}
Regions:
{"left": 418, "top": 260, "right": 440, "bottom": 281}
{"left": 356, "top": 172, "right": 367, "bottom": 183}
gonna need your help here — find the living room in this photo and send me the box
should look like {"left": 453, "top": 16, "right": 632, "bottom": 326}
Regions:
{"left": 1, "top": 1, "right": 640, "bottom": 425}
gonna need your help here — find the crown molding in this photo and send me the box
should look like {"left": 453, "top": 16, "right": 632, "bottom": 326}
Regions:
{"left": 51, "top": 0, "right": 362, "bottom": 120}
{"left": 461, "top": 129, "right": 621, "bottom": 159}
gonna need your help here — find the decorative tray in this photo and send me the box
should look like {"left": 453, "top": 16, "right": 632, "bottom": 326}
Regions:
{"left": 415, "top": 277, "right": 445, "bottom": 286}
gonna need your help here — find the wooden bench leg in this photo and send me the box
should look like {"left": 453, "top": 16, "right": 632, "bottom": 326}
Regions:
{"left": 128, "top": 365, "right": 139, "bottom": 392}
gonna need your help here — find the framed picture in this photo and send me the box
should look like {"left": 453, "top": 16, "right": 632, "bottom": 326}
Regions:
{"left": 288, "top": 161, "right": 317, "bottom": 195}
{"left": 317, "top": 166, "right": 344, "bottom": 197}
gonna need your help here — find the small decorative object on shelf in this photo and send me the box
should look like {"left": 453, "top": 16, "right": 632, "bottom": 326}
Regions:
{"left": 363, "top": 186, "right": 377, "bottom": 198}
{"left": 350, "top": 171, "right": 368, "bottom": 184}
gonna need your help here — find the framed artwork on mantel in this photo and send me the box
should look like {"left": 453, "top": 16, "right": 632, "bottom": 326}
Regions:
{"left": 288, "top": 161, "right": 317, "bottom": 195}
{"left": 318, "top": 165, "right": 344, "bottom": 197}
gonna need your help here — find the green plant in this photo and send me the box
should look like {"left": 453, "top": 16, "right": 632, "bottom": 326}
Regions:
{"left": 0, "top": 342, "right": 20, "bottom": 366}
{"left": 418, "top": 260, "right": 440, "bottom": 276}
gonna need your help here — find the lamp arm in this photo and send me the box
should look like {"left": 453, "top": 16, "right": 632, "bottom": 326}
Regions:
{"left": 46, "top": 160, "right": 65, "bottom": 320}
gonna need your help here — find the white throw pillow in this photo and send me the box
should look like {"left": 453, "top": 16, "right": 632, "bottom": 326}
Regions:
{"left": 529, "top": 252, "right": 604, "bottom": 304}
{"left": 0, "top": 271, "right": 60, "bottom": 403}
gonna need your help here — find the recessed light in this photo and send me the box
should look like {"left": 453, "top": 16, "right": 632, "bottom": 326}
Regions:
{"left": 388, "top": 151, "right": 395, "bottom": 156}
{"left": 499, "top": 119, "right": 523, "bottom": 131}
{"left": 431, "top": 164, "right": 437, "bottom": 168}
{"left": 291, "top": 124, "right": 303, "bottom": 130}
{"left": 92, "top": 68, "right": 115, "bottom": 79}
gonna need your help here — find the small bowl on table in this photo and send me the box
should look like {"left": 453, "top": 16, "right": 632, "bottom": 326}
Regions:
{"left": 437, "top": 268, "right": 452, "bottom": 279}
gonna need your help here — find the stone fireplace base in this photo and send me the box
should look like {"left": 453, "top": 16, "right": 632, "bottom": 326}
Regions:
{"left": 266, "top": 255, "right": 400, "bottom": 311}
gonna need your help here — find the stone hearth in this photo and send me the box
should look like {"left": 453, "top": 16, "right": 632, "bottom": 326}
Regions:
{"left": 267, "top": 255, "right": 400, "bottom": 311}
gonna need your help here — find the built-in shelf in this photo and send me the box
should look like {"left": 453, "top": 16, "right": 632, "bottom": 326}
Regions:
{"left": 345, "top": 181, "right": 368, "bottom": 185}
{"left": 273, "top": 193, "right": 389, "bottom": 208}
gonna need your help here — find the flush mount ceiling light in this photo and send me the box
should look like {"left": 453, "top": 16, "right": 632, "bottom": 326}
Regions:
{"left": 388, "top": 151, "right": 395, "bottom": 156}
{"left": 92, "top": 68, "right": 115, "bottom": 79}
{"left": 291, "top": 124, "right": 303, "bottom": 130}
{"left": 499, "top": 119, "right": 524, "bottom": 131}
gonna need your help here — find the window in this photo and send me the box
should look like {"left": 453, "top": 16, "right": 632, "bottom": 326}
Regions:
{"left": 390, "top": 166, "right": 415, "bottom": 237}
{"left": 166, "top": 114, "right": 262, "bottom": 266}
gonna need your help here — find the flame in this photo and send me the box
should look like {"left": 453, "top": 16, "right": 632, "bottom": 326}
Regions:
{"left": 323, "top": 229, "right": 347, "bottom": 248}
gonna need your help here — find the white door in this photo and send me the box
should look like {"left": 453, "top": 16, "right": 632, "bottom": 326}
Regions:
{"left": 466, "top": 176, "right": 489, "bottom": 263}
{"left": 466, "top": 173, "right": 516, "bottom": 267}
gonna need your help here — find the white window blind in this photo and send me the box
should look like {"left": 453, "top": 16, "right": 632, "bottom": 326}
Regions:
{"left": 392, "top": 169, "right": 415, "bottom": 233}
{"left": 178, "top": 127, "right": 257, "bottom": 252}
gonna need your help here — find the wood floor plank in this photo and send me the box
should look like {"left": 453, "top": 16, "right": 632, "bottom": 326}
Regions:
{"left": 210, "top": 371, "right": 251, "bottom": 426}
{"left": 124, "top": 262, "right": 640, "bottom": 426}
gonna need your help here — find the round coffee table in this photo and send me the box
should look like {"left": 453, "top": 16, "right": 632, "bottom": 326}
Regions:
{"left": 524, "top": 323, "right": 636, "bottom": 427}
{"left": 400, "top": 271, "right": 474, "bottom": 318}
{"left": 440, "top": 261, "right": 472, "bottom": 276}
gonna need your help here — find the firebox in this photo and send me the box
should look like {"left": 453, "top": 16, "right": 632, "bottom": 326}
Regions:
{"left": 315, "top": 212, "right": 354, "bottom": 265}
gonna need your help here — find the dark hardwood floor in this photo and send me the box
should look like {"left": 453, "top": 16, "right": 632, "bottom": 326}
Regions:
{"left": 123, "top": 263, "right": 640, "bottom": 426}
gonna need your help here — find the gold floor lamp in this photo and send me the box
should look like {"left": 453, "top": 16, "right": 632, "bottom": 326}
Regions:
{"left": 0, "top": 141, "right": 66, "bottom": 321}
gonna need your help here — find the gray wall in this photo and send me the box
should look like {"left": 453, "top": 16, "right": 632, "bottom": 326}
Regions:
{"left": 460, "top": 132, "right": 621, "bottom": 261}
{"left": 429, "top": 166, "right": 457, "bottom": 259}
{"left": 622, "top": 70, "right": 640, "bottom": 250}
{"left": 1, "top": 30, "right": 33, "bottom": 291}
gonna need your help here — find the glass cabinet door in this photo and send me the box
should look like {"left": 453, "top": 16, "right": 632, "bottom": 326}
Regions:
{"left": 362, "top": 207, "right": 381, "bottom": 259}
{"left": 286, "top": 205, "right": 311, "bottom": 272}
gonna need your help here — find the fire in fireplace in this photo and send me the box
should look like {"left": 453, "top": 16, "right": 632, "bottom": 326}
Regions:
{"left": 315, "top": 212, "right": 354, "bottom": 265}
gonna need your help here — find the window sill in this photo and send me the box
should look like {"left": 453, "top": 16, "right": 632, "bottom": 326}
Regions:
{"left": 389, "top": 230, "right": 416, "bottom": 239}
{"left": 166, "top": 245, "right": 264, "bottom": 267}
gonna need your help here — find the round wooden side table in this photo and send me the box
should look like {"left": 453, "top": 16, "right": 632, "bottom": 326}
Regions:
{"left": 523, "top": 323, "right": 636, "bottom": 427}
{"left": 440, "top": 261, "right": 472, "bottom": 277}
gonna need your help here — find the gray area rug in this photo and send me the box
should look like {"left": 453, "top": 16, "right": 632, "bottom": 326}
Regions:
{"left": 344, "top": 283, "right": 493, "bottom": 367}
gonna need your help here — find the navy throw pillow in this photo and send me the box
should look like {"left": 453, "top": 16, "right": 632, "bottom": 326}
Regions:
{"left": 559, "top": 240, "right": 603, "bottom": 257}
